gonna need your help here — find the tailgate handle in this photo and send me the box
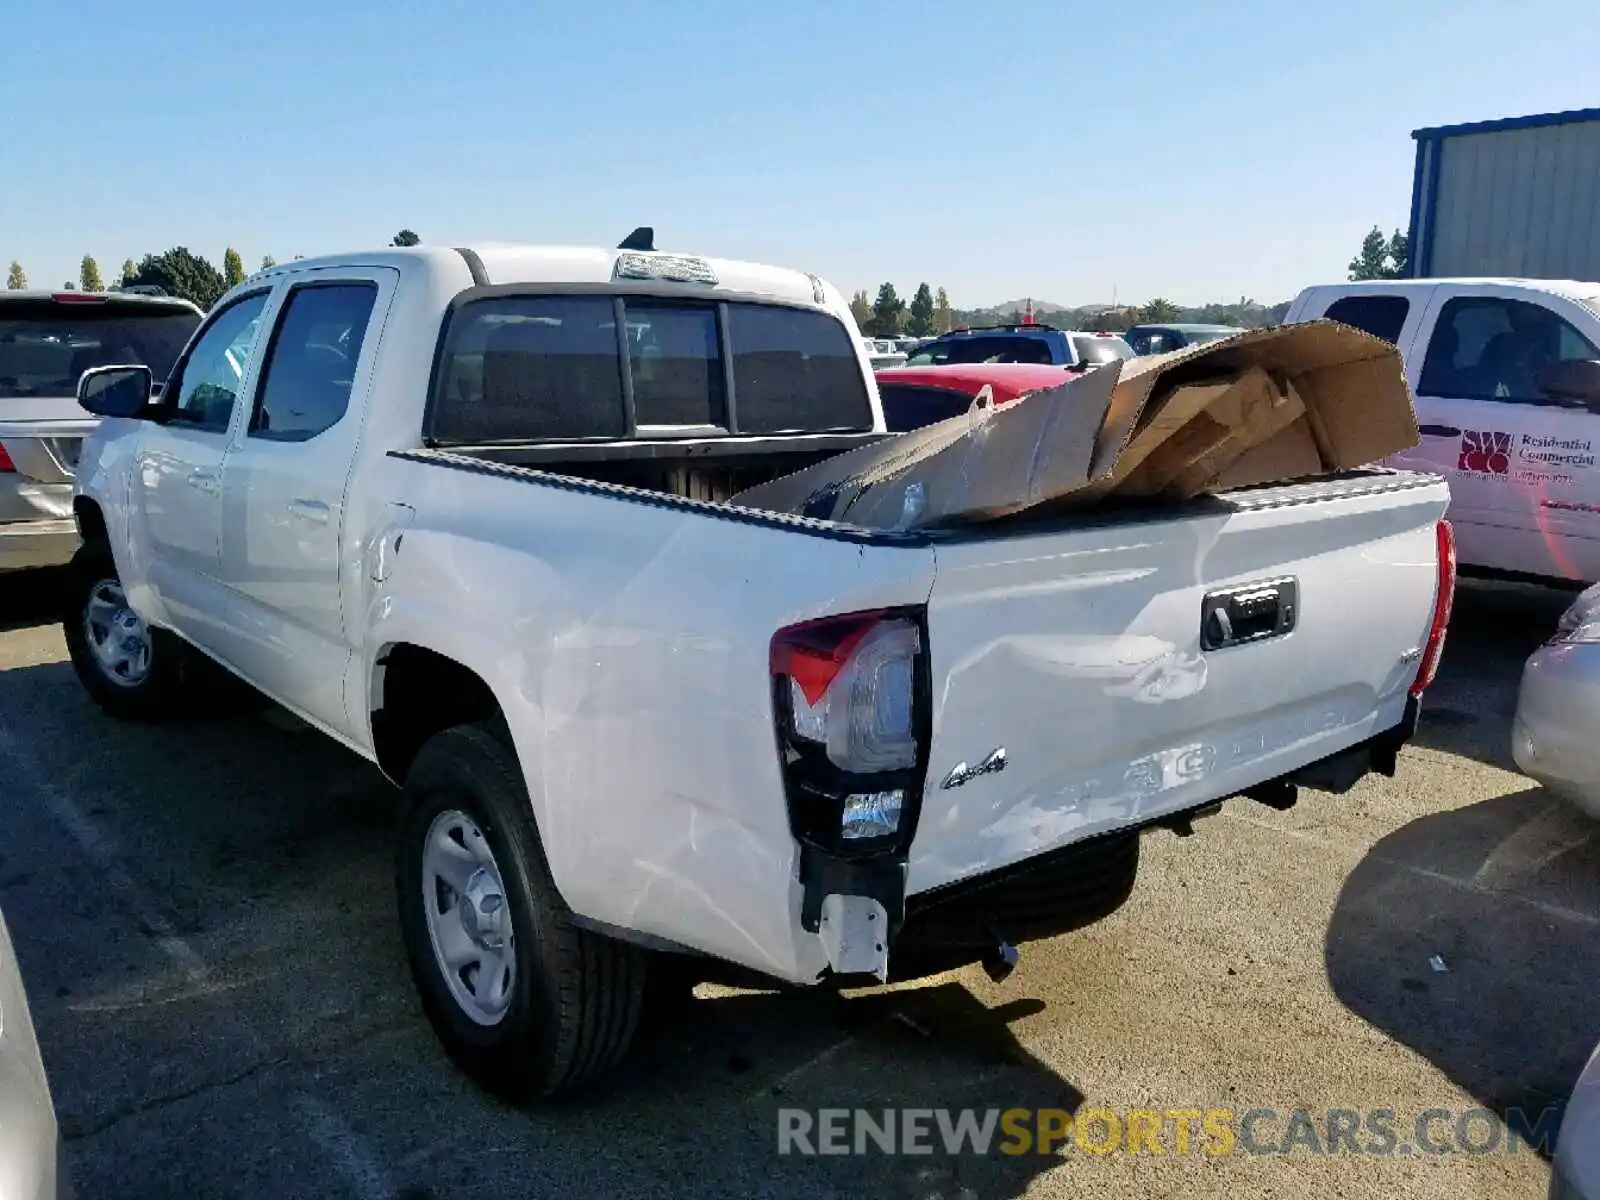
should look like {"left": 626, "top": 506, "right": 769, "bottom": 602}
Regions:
{"left": 1201, "top": 578, "right": 1298, "bottom": 651}
{"left": 1418, "top": 424, "right": 1461, "bottom": 438}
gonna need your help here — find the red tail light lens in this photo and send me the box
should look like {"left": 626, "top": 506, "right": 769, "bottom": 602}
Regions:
{"left": 1410, "top": 519, "right": 1457, "bottom": 698}
{"left": 770, "top": 609, "right": 930, "bottom": 853}
{"left": 0, "top": 444, "right": 14, "bottom": 473}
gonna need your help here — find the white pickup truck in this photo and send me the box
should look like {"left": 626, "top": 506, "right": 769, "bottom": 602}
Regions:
{"left": 1286, "top": 278, "right": 1600, "bottom": 585}
{"left": 58, "top": 240, "right": 1454, "bottom": 1101}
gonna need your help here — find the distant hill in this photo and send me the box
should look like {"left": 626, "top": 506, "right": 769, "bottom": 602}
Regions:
{"left": 950, "top": 297, "right": 1292, "bottom": 332}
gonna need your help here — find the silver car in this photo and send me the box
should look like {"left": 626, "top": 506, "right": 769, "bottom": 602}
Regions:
{"left": 0, "top": 906, "right": 68, "bottom": 1199}
{"left": 0, "top": 290, "right": 201, "bottom": 572}
{"left": 1513, "top": 583, "right": 1600, "bottom": 819}
{"left": 1553, "top": 1037, "right": 1600, "bottom": 1198}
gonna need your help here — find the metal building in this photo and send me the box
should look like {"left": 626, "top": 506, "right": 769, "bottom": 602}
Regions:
{"left": 1408, "top": 106, "right": 1600, "bottom": 280}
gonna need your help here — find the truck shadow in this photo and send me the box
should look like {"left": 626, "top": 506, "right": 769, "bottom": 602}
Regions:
{"left": 0, "top": 654, "right": 1082, "bottom": 1198}
{"left": 0, "top": 565, "right": 67, "bottom": 633}
{"left": 1323, "top": 786, "right": 1600, "bottom": 1156}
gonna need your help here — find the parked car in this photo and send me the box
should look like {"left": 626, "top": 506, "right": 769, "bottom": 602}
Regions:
{"left": 860, "top": 337, "right": 907, "bottom": 369}
{"left": 1552, "top": 1036, "right": 1600, "bottom": 1198}
{"left": 1512, "top": 580, "right": 1600, "bottom": 819}
{"left": 1123, "top": 323, "right": 1242, "bottom": 356}
{"left": 62, "top": 240, "right": 1454, "bottom": 1102}
{"left": 1286, "top": 278, "right": 1600, "bottom": 584}
{"left": 0, "top": 906, "right": 69, "bottom": 1199}
{"left": 0, "top": 290, "right": 202, "bottom": 572}
{"left": 874, "top": 362, "right": 1086, "bottom": 432}
{"left": 904, "top": 324, "right": 1133, "bottom": 370}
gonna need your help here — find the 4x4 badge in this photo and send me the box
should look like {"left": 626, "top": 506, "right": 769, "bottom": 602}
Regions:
{"left": 941, "top": 747, "right": 1007, "bottom": 790}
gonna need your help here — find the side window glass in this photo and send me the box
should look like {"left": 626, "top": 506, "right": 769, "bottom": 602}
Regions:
{"left": 1324, "top": 295, "right": 1411, "bottom": 345}
{"left": 250, "top": 283, "right": 379, "bottom": 441}
{"left": 167, "top": 292, "right": 270, "bottom": 431}
{"left": 1419, "top": 296, "right": 1600, "bottom": 404}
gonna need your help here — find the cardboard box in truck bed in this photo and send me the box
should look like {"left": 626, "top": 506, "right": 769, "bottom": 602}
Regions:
{"left": 729, "top": 320, "right": 1421, "bottom": 529}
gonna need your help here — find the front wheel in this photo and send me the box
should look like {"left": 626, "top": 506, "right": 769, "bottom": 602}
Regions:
{"left": 395, "top": 721, "right": 648, "bottom": 1102}
{"left": 61, "top": 541, "right": 192, "bottom": 722}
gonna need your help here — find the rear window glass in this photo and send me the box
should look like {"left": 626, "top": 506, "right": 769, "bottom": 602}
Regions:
{"left": 907, "top": 335, "right": 1055, "bottom": 366}
{"left": 1070, "top": 335, "right": 1133, "bottom": 365}
{"left": 429, "top": 295, "right": 871, "bottom": 443}
{"left": 432, "top": 296, "right": 627, "bottom": 443}
{"left": 1324, "top": 295, "right": 1410, "bottom": 345}
{"left": 726, "top": 302, "right": 872, "bottom": 433}
{"left": 627, "top": 303, "right": 726, "bottom": 427}
{"left": 877, "top": 383, "right": 977, "bottom": 433}
{"left": 0, "top": 301, "right": 200, "bottom": 399}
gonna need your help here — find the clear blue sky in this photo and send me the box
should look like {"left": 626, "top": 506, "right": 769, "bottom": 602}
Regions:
{"left": 5, "top": 0, "right": 1597, "bottom": 308}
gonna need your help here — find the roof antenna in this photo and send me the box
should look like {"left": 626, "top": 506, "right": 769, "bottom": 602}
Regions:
{"left": 618, "top": 226, "right": 655, "bottom": 252}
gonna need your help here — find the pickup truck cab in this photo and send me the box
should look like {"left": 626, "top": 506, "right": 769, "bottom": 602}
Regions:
{"left": 63, "top": 242, "right": 1455, "bottom": 1101}
{"left": 1286, "top": 278, "right": 1600, "bottom": 584}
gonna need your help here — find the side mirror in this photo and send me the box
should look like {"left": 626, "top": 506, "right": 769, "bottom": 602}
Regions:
{"left": 78, "top": 365, "right": 154, "bottom": 418}
{"left": 1536, "top": 359, "right": 1600, "bottom": 410}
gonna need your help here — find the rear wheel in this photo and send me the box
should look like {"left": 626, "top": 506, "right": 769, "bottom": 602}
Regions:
{"left": 62, "top": 540, "right": 192, "bottom": 722}
{"left": 396, "top": 721, "right": 648, "bottom": 1101}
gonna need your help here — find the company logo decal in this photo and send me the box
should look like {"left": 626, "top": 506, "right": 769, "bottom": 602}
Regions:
{"left": 1458, "top": 431, "right": 1512, "bottom": 475}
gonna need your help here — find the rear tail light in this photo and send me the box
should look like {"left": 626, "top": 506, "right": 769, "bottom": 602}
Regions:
{"left": 0, "top": 444, "right": 13, "bottom": 473}
{"left": 52, "top": 292, "right": 107, "bottom": 304}
{"left": 770, "top": 609, "right": 930, "bottom": 853}
{"left": 1409, "top": 519, "right": 1457, "bottom": 698}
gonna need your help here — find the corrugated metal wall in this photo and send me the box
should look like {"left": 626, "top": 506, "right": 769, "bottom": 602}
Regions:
{"left": 1418, "top": 118, "right": 1600, "bottom": 280}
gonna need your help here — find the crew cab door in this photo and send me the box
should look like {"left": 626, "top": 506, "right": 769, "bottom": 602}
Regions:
{"left": 131, "top": 289, "right": 274, "bottom": 650}
{"left": 1405, "top": 285, "right": 1600, "bottom": 581}
{"left": 215, "top": 268, "right": 396, "bottom": 733}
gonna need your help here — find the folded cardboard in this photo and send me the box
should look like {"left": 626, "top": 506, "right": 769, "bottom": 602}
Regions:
{"left": 728, "top": 363, "right": 1121, "bottom": 528}
{"left": 729, "top": 319, "right": 1420, "bottom": 530}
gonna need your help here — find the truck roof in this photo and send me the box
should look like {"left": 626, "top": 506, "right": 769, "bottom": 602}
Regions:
{"left": 247, "top": 243, "right": 829, "bottom": 307}
{"left": 1304, "top": 277, "right": 1600, "bottom": 301}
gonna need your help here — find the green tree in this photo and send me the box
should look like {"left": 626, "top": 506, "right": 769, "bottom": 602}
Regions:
{"left": 120, "top": 259, "right": 137, "bottom": 286}
{"left": 6, "top": 261, "right": 25, "bottom": 290}
{"left": 906, "top": 283, "right": 936, "bottom": 337}
{"left": 1140, "top": 297, "right": 1181, "bottom": 323}
{"left": 391, "top": 229, "right": 420, "bottom": 247}
{"left": 934, "top": 287, "right": 953, "bottom": 333}
{"left": 62, "top": 281, "right": 75, "bottom": 290}
{"left": 80, "top": 255, "right": 104, "bottom": 292}
{"left": 223, "top": 247, "right": 246, "bottom": 288}
{"left": 1386, "top": 230, "right": 1409, "bottom": 276}
{"left": 848, "top": 289, "right": 873, "bottom": 331}
{"left": 260, "top": 255, "right": 276, "bottom": 270}
{"left": 1348, "top": 225, "right": 1409, "bottom": 281}
{"left": 127, "top": 247, "right": 226, "bottom": 308}
{"left": 870, "top": 283, "right": 906, "bottom": 337}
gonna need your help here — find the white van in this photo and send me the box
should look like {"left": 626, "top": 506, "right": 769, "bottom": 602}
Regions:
{"left": 1286, "top": 278, "right": 1600, "bottom": 585}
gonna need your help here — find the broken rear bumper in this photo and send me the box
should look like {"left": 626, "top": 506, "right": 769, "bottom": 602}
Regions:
{"left": 801, "top": 697, "right": 1421, "bottom": 983}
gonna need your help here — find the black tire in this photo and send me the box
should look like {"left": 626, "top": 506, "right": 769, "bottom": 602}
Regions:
{"left": 61, "top": 539, "right": 193, "bottom": 722}
{"left": 396, "top": 722, "right": 647, "bottom": 1102}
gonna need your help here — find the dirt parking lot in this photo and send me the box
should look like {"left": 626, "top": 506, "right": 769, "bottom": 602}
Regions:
{"left": 1, "top": 568, "right": 1596, "bottom": 1199}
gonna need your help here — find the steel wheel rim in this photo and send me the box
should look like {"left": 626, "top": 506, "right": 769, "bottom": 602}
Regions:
{"left": 83, "top": 579, "right": 152, "bottom": 688}
{"left": 422, "top": 809, "right": 516, "bottom": 1027}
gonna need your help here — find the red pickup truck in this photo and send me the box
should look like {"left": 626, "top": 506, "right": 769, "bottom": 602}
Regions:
{"left": 874, "top": 362, "right": 1083, "bottom": 432}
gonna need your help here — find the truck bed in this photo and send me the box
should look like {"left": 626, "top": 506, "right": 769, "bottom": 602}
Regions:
{"left": 375, "top": 442, "right": 1448, "bottom": 983}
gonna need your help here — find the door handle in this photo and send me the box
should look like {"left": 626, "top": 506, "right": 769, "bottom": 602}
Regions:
{"left": 287, "top": 498, "right": 330, "bottom": 524}
{"left": 187, "top": 470, "right": 218, "bottom": 495}
{"left": 1418, "top": 424, "right": 1462, "bottom": 438}
{"left": 1201, "top": 577, "right": 1299, "bottom": 651}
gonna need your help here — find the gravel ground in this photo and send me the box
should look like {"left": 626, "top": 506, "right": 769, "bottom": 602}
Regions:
{"left": 0, "top": 567, "right": 1594, "bottom": 1199}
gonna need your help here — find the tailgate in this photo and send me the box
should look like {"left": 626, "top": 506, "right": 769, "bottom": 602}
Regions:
{"left": 909, "top": 472, "right": 1448, "bottom": 894}
{"left": 0, "top": 404, "right": 98, "bottom": 485}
